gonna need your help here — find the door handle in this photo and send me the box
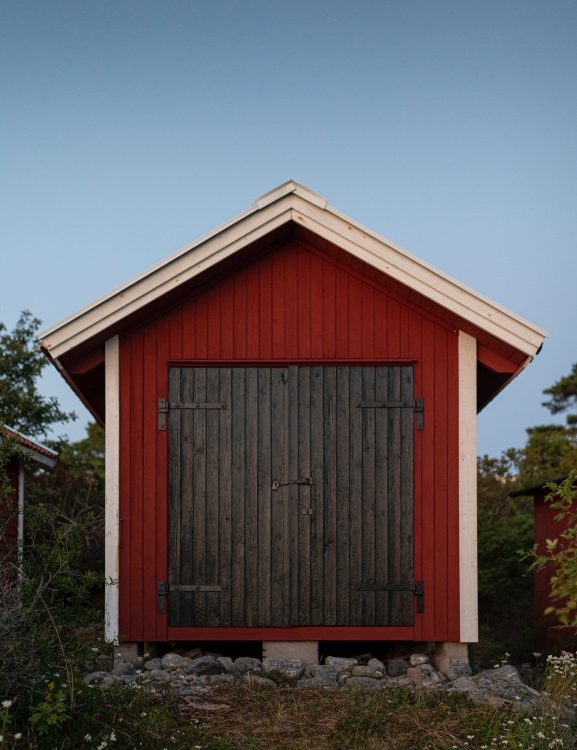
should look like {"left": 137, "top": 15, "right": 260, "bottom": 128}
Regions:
{"left": 271, "top": 477, "right": 312, "bottom": 491}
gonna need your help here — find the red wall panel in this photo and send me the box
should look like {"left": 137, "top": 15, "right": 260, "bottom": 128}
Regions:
{"left": 118, "top": 238, "right": 460, "bottom": 643}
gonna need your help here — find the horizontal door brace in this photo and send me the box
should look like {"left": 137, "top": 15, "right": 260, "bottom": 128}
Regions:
{"left": 157, "top": 581, "right": 223, "bottom": 613}
{"left": 357, "top": 397, "right": 424, "bottom": 430}
{"left": 355, "top": 580, "right": 424, "bottom": 613}
{"left": 158, "top": 398, "right": 227, "bottom": 430}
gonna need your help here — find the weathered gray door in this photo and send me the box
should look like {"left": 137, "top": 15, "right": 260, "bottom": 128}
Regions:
{"left": 167, "top": 365, "right": 414, "bottom": 627}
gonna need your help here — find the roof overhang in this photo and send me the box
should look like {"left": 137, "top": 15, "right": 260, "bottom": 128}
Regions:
{"left": 1, "top": 428, "right": 58, "bottom": 468}
{"left": 39, "top": 180, "right": 547, "bottom": 363}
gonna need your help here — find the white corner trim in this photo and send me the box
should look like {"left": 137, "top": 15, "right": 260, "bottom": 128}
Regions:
{"left": 18, "top": 465, "right": 25, "bottom": 549}
{"left": 105, "top": 336, "right": 120, "bottom": 644}
{"left": 458, "top": 331, "right": 478, "bottom": 642}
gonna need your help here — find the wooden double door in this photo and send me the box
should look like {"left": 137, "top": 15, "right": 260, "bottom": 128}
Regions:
{"left": 167, "top": 365, "right": 416, "bottom": 628}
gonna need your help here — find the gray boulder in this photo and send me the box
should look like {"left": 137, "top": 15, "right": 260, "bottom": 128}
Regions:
{"left": 263, "top": 658, "right": 305, "bottom": 680}
{"left": 387, "top": 658, "right": 408, "bottom": 677}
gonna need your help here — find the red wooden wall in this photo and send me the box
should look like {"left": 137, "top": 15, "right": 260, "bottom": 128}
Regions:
{"left": 534, "top": 490, "right": 577, "bottom": 646}
{"left": 118, "top": 236, "right": 460, "bottom": 643}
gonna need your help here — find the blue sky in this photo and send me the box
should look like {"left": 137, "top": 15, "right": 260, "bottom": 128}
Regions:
{"left": 1, "top": 0, "right": 576, "bottom": 456}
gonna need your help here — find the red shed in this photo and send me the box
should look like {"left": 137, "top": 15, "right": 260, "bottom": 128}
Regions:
{"left": 39, "top": 181, "right": 546, "bottom": 669}
{"left": 511, "top": 478, "right": 577, "bottom": 647}
{"left": 0, "top": 428, "right": 57, "bottom": 563}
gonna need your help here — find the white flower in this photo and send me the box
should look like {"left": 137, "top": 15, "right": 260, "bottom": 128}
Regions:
{"left": 14, "top": 734, "right": 22, "bottom": 740}
{"left": 1, "top": 700, "right": 12, "bottom": 709}
{"left": 109, "top": 731, "right": 117, "bottom": 742}
{"left": 84, "top": 734, "right": 93, "bottom": 741}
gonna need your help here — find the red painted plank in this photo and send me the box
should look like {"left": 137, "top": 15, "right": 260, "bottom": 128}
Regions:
{"left": 419, "top": 317, "right": 436, "bottom": 639}
{"left": 258, "top": 256, "right": 273, "bottom": 359}
{"left": 348, "top": 276, "right": 362, "bottom": 358}
{"left": 207, "top": 288, "right": 222, "bottom": 360}
{"left": 166, "top": 626, "right": 416, "bottom": 641}
{"left": 446, "top": 333, "right": 461, "bottom": 641}
{"left": 233, "top": 270, "right": 247, "bottom": 359}
{"left": 309, "top": 253, "right": 323, "bottom": 358}
{"left": 322, "top": 261, "right": 336, "bottom": 358}
{"left": 141, "top": 324, "right": 158, "bottom": 638}
{"left": 155, "top": 315, "right": 170, "bottom": 640}
{"left": 220, "top": 277, "right": 234, "bottom": 360}
{"left": 129, "top": 330, "right": 144, "bottom": 640}
{"left": 433, "top": 327, "right": 449, "bottom": 639}
{"left": 246, "top": 267, "right": 260, "bottom": 359}
{"left": 297, "top": 246, "right": 311, "bottom": 359}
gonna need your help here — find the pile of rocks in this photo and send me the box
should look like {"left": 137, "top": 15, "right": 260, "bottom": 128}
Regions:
{"left": 84, "top": 651, "right": 544, "bottom": 712}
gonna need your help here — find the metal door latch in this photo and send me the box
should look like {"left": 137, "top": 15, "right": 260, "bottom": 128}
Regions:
{"left": 271, "top": 477, "right": 313, "bottom": 491}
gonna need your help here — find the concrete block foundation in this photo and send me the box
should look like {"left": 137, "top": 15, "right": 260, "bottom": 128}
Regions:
{"left": 262, "top": 640, "right": 319, "bottom": 666}
{"left": 432, "top": 641, "right": 471, "bottom": 679}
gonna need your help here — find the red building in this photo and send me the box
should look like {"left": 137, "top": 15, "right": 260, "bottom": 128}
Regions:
{"left": 0, "top": 428, "right": 57, "bottom": 563}
{"left": 39, "top": 181, "right": 546, "bottom": 669}
{"left": 511, "top": 478, "right": 577, "bottom": 647}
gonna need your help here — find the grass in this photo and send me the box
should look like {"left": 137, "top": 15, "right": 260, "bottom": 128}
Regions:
{"left": 1, "top": 675, "right": 576, "bottom": 749}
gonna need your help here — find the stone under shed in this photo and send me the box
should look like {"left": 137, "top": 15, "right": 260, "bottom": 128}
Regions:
{"left": 39, "top": 181, "right": 546, "bottom": 674}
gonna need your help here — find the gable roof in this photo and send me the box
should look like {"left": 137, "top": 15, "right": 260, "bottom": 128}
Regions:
{"left": 39, "top": 180, "right": 547, "bottom": 362}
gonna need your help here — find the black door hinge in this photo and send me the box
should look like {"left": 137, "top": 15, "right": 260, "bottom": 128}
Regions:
{"left": 158, "top": 398, "right": 227, "bottom": 430}
{"left": 355, "top": 580, "right": 424, "bottom": 613}
{"left": 357, "top": 398, "right": 424, "bottom": 430}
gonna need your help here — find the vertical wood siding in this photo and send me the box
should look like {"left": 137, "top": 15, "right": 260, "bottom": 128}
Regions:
{"left": 119, "top": 239, "right": 460, "bottom": 642}
{"left": 167, "top": 366, "right": 414, "bottom": 629}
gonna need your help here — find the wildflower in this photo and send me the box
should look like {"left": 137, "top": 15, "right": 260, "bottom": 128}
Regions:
{"left": 84, "top": 734, "right": 93, "bottom": 741}
{"left": 140, "top": 711, "right": 147, "bottom": 717}
{"left": 0, "top": 735, "right": 4, "bottom": 743}
{"left": 1, "top": 700, "right": 12, "bottom": 709}
{"left": 110, "top": 731, "right": 117, "bottom": 742}
{"left": 91, "top": 647, "right": 99, "bottom": 652}
{"left": 14, "top": 734, "right": 22, "bottom": 740}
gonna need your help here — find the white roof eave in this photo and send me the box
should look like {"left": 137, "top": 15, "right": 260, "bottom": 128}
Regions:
{"left": 38, "top": 180, "right": 547, "bottom": 361}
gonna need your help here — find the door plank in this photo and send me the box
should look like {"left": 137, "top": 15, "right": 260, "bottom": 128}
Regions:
{"left": 297, "top": 367, "right": 312, "bottom": 625}
{"left": 288, "top": 366, "right": 300, "bottom": 626}
{"left": 374, "top": 366, "right": 390, "bottom": 625}
{"left": 348, "top": 366, "right": 363, "bottom": 626}
{"left": 218, "top": 368, "right": 232, "bottom": 626}
{"left": 231, "top": 368, "right": 246, "bottom": 625}
{"left": 244, "top": 367, "right": 259, "bottom": 625}
{"left": 168, "top": 367, "right": 181, "bottom": 626}
{"left": 361, "top": 366, "right": 376, "bottom": 625}
{"left": 322, "top": 366, "right": 337, "bottom": 625}
{"left": 257, "top": 369, "right": 272, "bottom": 625}
{"left": 335, "top": 366, "right": 351, "bottom": 625}
{"left": 309, "top": 367, "right": 325, "bottom": 625}
{"left": 205, "top": 368, "right": 221, "bottom": 626}
{"left": 270, "top": 368, "right": 287, "bottom": 626}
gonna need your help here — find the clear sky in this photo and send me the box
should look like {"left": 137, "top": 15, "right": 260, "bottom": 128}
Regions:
{"left": 1, "top": 0, "right": 576, "bottom": 456}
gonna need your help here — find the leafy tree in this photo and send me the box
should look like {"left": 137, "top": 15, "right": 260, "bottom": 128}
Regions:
{"left": 0, "top": 310, "right": 75, "bottom": 438}
{"left": 543, "top": 363, "right": 577, "bottom": 425}
{"left": 516, "top": 424, "right": 577, "bottom": 486}
{"left": 27, "top": 422, "right": 105, "bottom": 559}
